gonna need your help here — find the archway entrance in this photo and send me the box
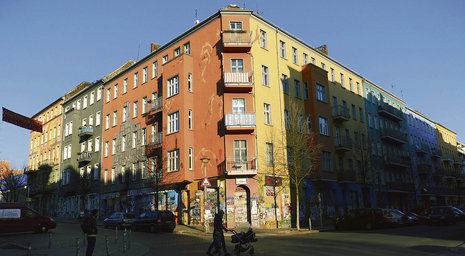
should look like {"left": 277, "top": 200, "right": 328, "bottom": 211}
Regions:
{"left": 234, "top": 185, "right": 251, "bottom": 225}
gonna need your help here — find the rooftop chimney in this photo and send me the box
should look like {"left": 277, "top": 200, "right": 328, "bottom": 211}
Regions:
{"left": 151, "top": 43, "right": 161, "bottom": 53}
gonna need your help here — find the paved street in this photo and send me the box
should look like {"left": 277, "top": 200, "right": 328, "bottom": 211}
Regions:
{"left": 1, "top": 221, "right": 465, "bottom": 256}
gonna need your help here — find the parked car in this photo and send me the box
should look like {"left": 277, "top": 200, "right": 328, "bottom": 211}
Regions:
{"left": 335, "top": 208, "right": 385, "bottom": 230}
{"left": 382, "top": 209, "right": 411, "bottom": 227}
{"left": 131, "top": 210, "right": 176, "bottom": 233}
{"left": 103, "top": 212, "right": 136, "bottom": 229}
{"left": 0, "top": 203, "right": 56, "bottom": 233}
{"left": 451, "top": 207, "right": 465, "bottom": 221}
{"left": 428, "top": 206, "right": 456, "bottom": 225}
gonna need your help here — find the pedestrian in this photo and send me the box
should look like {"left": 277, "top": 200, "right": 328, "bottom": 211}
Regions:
{"left": 81, "top": 209, "right": 98, "bottom": 256}
{"left": 206, "top": 210, "right": 230, "bottom": 256}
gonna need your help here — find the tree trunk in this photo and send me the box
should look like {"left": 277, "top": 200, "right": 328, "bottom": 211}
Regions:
{"left": 295, "top": 184, "right": 300, "bottom": 231}
{"left": 273, "top": 185, "right": 279, "bottom": 229}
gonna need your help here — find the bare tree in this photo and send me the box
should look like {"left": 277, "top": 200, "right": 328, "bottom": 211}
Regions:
{"left": 0, "top": 162, "right": 27, "bottom": 202}
{"left": 282, "top": 100, "right": 321, "bottom": 231}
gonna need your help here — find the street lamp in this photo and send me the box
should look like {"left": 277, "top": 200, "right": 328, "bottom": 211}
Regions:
{"left": 201, "top": 157, "right": 210, "bottom": 233}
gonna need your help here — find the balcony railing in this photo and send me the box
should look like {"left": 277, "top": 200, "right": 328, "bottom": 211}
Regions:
{"left": 415, "top": 143, "right": 430, "bottom": 154}
{"left": 332, "top": 105, "right": 350, "bottom": 122}
{"left": 430, "top": 148, "right": 442, "bottom": 158}
{"left": 145, "top": 97, "right": 163, "bottom": 124}
{"left": 442, "top": 154, "right": 455, "bottom": 163}
{"left": 337, "top": 169, "right": 356, "bottom": 182}
{"left": 79, "top": 125, "right": 93, "bottom": 138}
{"left": 387, "top": 181, "right": 414, "bottom": 193}
{"left": 226, "top": 157, "right": 257, "bottom": 175}
{"left": 380, "top": 127, "right": 407, "bottom": 144}
{"left": 78, "top": 152, "right": 92, "bottom": 163}
{"left": 225, "top": 113, "right": 256, "bottom": 132}
{"left": 335, "top": 137, "right": 353, "bottom": 152}
{"left": 223, "top": 72, "right": 253, "bottom": 92}
{"left": 384, "top": 155, "right": 410, "bottom": 168}
{"left": 150, "top": 97, "right": 163, "bottom": 112}
{"left": 145, "top": 132, "right": 163, "bottom": 156}
{"left": 378, "top": 102, "right": 404, "bottom": 121}
{"left": 222, "top": 30, "right": 252, "bottom": 51}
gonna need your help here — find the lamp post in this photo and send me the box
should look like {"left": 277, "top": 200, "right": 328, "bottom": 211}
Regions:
{"left": 201, "top": 157, "right": 210, "bottom": 233}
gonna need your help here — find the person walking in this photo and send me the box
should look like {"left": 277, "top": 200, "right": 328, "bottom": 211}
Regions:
{"left": 207, "top": 210, "right": 230, "bottom": 256}
{"left": 81, "top": 209, "right": 98, "bottom": 256}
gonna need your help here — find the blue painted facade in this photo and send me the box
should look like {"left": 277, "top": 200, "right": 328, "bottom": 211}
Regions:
{"left": 405, "top": 108, "right": 441, "bottom": 208}
{"left": 362, "top": 80, "right": 413, "bottom": 211}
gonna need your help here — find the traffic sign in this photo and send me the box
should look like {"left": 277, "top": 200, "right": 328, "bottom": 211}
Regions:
{"left": 200, "top": 177, "right": 211, "bottom": 187}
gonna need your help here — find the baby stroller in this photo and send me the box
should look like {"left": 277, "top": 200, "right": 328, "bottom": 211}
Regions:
{"left": 230, "top": 228, "right": 258, "bottom": 256}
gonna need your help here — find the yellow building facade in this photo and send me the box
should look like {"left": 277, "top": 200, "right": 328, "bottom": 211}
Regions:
{"left": 435, "top": 123, "right": 459, "bottom": 205}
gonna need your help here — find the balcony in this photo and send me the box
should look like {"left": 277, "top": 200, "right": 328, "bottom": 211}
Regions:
{"left": 79, "top": 125, "right": 93, "bottom": 138}
{"left": 223, "top": 72, "right": 253, "bottom": 92}
{"left": 417, "top": 159, "right": 432, "bottom": 175}
{"left": 145, "top": 132, "right": 163, "bottom": 157}
{"left": 337, "top": 169, "right": 356, "bottom": 183}
{"left": 387, "top": 181, "right": 414, "bottom": 193}
{"left": 430, "top": 148, "right": 442, "bottom": 159}
{"left": 444, "top": 168, "right": 457, "bottom": 179}
{"left": 145, "top": 96, "right": 163, "bottom": 124}
{"left": 332, "top": 105, "right": 350, "bottom": 122}
{"left": 335, "top": 137, "right": 353, "bottom": 152}
{"left": 380, "top": 127, "right": 408, "bottom": 144}
{"left": 384, "top": 155, "right": 410, "bottom": 168}
{"left": 224, "top": 113, "right": 256, "bottom": 133}
{"left": 226, "top": 157, "right": 257, "bottom": 176}
{"left": 434, "top": 167, "right": 444, "bottom": 177}
{"left": 222, "top": 30, "right": 252, "bottom": 52}
{"left": 378, "top": 102, "right": 404, "bottom": 122}
{"left": 77, "top": 151, "right": 92, "bottom": 163}
{"left": 415, "top": 143, "right": 430, "bottom": 155}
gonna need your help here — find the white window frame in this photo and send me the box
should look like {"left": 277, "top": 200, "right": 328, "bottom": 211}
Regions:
{"left": 142, "top": 97, "right": 147, "bottom": 114}
{"left": 167, "top": 75, "right": 179, "bottom": 97}
{"left": 188, "top": 147, "right": 194, "bottom": 170}
{"left": 106, "top": 88, "right": 111, "bottom": 103}
{"left": 142, "top": 66, "right": 148, "bottom": 83}
{"left": 112, "top": 139, "right": 116, "bottom": 155}
{"left": 162, "top": 55, "right": 168, "bottom": 64}
{"left": 133, "top": 72, "right": 139, "bottom": 88}
{"left": 188, "top": 109, "right": 193, "bottom": 130}
{"left": 133, "top": 101, "right": 138, "bottom": 118}
{"left": 112, "top": 111, "right": 117, "bottom": 127}
{"left": 95, "top": 137, "right": 100, "bottom": 152}
{"left": 104, "top": 141, "right": 109, "bottom": 157}
{"left": 264, "top": 103, "right": 272, "bottom": 125}
{"left": 319, "top": 116, "right": 330, "bottom": 136}
{"left": 260, "top": 29, "right": 267, "bottom": 49}
{"left": 152, "top": 61, "right": 158, "bottom": 78}
{"left": 167, "top": 111, "right": 179, "bottom": 134}
{"left": 292, "top": 47, "right": 298, "bottom": 64}
{"left": 262, "top": 65, "right": 269, "bottom": 86}
{"left": 167, "top": 149, "right": 180, "bottom": 172}
{"left": 187, "top": 73, "right": 193, "bottom": 92}
{"left": 280, "top": 40, "right": 286, "bottom": 58}
{"left": 97, "top": 87, "right": 102, "bottom": 101}
{"left": 123, "top": 78, "right": 128, "bottom": 94}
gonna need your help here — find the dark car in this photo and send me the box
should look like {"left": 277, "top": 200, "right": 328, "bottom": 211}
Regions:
{"left": 131, "top": 210, "right": 176, "bottom": 233}
{"left": 384, "top": 209, "right": 411, "bottom": 226}
{"left": 0, "top": 203, "right": 56, "bottom": 233}
{"left": 103, "top": 212, "right": 136, "bottom": 229}
{"left": 335, "top": 208, "right": 385, "bottom": 230}
{"left": 452, "top": 207, "right": 465, "bottom": 221}
{"left": 428, "top": 206, "right": 456, "bottom": 225}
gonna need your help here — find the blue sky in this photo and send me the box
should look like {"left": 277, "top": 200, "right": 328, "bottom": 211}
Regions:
{"left": 1, "top": 0, "right": 464, "bottom": 169}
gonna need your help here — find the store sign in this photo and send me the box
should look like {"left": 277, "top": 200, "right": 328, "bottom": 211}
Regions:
{"left": 235, "top": 178, "right": 248, "bottom": 185}
{"left": 265, "top": 175, "right": 282, "bottom": 186}
{"left": 2, "top": 107, "right": 42, "bottom": 132}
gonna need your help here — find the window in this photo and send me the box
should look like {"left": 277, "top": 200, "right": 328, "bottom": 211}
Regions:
{"left": 349, "top": 78, "right": 353, "bottom": 91}
{"left": 82, "top": 118, "right": 87, "bottom": 127}
{"left": 303, "top": 53, "right": 309, "bottom": 64}
{"left": 105, "top": 114, "right": 110, "bottom": 129}
{"left": 340, "top": 73, "right": 345, "bottom": 87}
{"left": 368, "top": 113, "right": 373, "bottom": 128}
{"left": 94, "top": 164, "right": 99, "bottom": 180}
{"left": 89, "top": 114, "right": 94, "bottom": 126}
{"left": 106, "top": 88, "right": 111, "bottom": 103}
{"left": 316, "top": 83, "right": 327, "bottom": 102}
{"left": 141, "top": 128, "right": 146, "bottom": 146}
{"left": 167, "top": 149, "right": 180, "bottom": 172}
{"left": 322, "top": 151, "right": 332, "bottom": 171}
{"left": 167, "top": 111, "right": 179, "bottom": 134}
{"left": 167, "top": 75, "right": 179, "bottom": 97}
{"left": 112, "top": 139, "right": 116, "bottom": 155}
{"left": 319, "top": 116, "right": 330, "bottom": 136}
{"left": 279, "top": 41, "right": 286, "bottom": 58}
{"left": 234, "top": 140, "right": 247, "bottom": 163}
{"left": 188, "top": 109, "right": 193, "bottom": 130}
{"left": 112, "top": 111, "right": 117, "bottom": 126}
{"left": 111, "top": 168, "right": 115, "bottom": 184}
{"left": 356, "top": 82, "right": 361, "bottom": 95}
{"left": 188, "top": 147, "right": 194, "bottom": 170}
{"left": 303, "top": 82, "right": 309, "bottom": 100}
{"left": 321, "top": 62, "right": 326, "bottom": 70}
{"left": 87, "top": 139, "right": 93, "bottom": 152}
{"left": 183, "top": 42, "right": 190, "bottom": 54}
{"left": 282, "top": 74, "right": 289, "bottom": 94}
{"left": 152, "top": 61, "right": 158, "bottom": 78}
{"left": 141, "top": 161, "right": 147, "bottom": 179}
{"left": 133, "top": 72, "right": 139, "bottom": 88}
{"left": 311, "top": 57, "right": 316, "bottom": 64}
{"left": 266, "top": 142, "right": 274, "bottom": 166}
{"left": 230, "top": 21, "right": 242, "bottom": 30}
{"left": 284, "top": 109, "right": 290, "bottom": 130}
{"left": 330, "top": 68, "right": 335, "bottom": 81}
{"left": 306, "top": 115, "right": 312, "bottom": 134}
{"left": 132, "top": 131, "right": 137, "bottom": 148}
{"left": 142, "top": 67, "right": 148, "bottom": 83}
{"left": 95, "top": 137, "right": 100, "bottom": 152}
{"left": 76, "top": 99, "right": 81, "bottom": 110}
{"left": 260, "top": 29, "right": 267, "bottom": 49}
{"left": 174, "top": 47, "right": 180, "bottom": 57}
{"left": 90, "top": 92, "right": 94, "bottom": 105}
{"left": 123, "top": 78, "right": 128, "bottom": 94}
{"left": 359, "top": 108, "right": 364, "bottom": 122}
{"left": 262, "top": 65, "right": 269, "bottom": 86}
{"left": 113, "top": 84, "right": 118, "bottom": 99}
{"left": 231, "top": 59, "right": 243, "bottom": 72}
{"left": 104, "top": 169, "right": 108, "bottom": 185}
{"left": 187, "top": 73, "right": 193, "bottom": 92}
{"left": 292, "top": 47, "right": 298, "bottom": 64}
{"left": 97, "top": 87, "right": 102, "bottom": 101}
{"left": 104, "top": 141, "right": 109, "bottom": 157}
{"left": 162, "top": 55, "right": 168, "bottom": 64}
{"left": 294, "top": 79, "right": 301, "bottom": 98}
{"left": 232, "top": 98, "right": 245, "bottom": 113}
{"left": 133, "top": 101, "right": 138, "bottom": 118}
{"left": 264, "top": 103, "right": 272, "bottom": 125}
{"left": 123, "top": 103, "right": 129, "bottom": 122}
{"left": 142, "top": 97, "right": 147, "bottom": 114}
{"left": 122, "top": 135, "right": 126, "bottom": 152}
{"left": 352, "top": 104, "right": 356, "bottom": 120}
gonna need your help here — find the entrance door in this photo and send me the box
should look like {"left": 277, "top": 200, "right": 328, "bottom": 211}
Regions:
{"left": 234, "top": 186, "right": 250, "bottom": 225}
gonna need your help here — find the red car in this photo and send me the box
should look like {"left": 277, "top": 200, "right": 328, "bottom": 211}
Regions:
{"left": 0, "top": 203, "right": 56, "bottom": 233}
